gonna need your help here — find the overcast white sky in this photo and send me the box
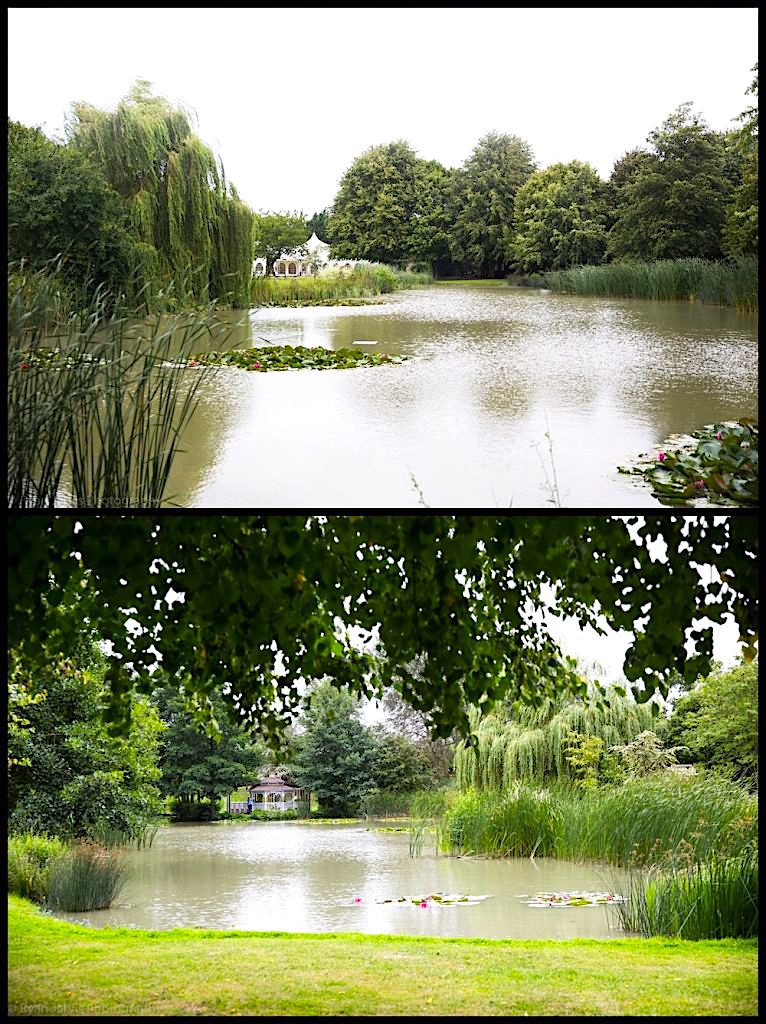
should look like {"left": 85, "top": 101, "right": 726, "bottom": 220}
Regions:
{"left": 8, "top": 7, "right": 758, "bottom": 217}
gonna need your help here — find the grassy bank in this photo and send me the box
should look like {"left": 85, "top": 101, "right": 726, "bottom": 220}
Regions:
{"left": 250, "top": 264, "right": 432, "bottom": 306}
{"left": 544, "top": 257, "right": 758, "bottom": 311}
{"left": 8, "top": 897, "right": 757, "bottom": 1016}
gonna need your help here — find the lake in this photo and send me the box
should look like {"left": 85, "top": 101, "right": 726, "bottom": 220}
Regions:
{"left": 52, "top": 822, "right": 632, "bottom": 940}
{"left": 162, "top": 285, "right": 758, "bottom": 507}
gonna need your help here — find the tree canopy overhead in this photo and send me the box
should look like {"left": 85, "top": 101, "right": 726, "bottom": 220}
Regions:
{"left": 8, "top": 516, "right": 757, "bottom": 746}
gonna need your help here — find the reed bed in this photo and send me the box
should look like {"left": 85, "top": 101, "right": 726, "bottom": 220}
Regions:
{"left": 438, "top": 775, "right": 756, "bottom": 867}
{"left": 250, "top": 263, "right": 432, "bottom": 305}
{"left": 613, "top": 854, "right": 758, "bottom": 939}
{"left": 46, "top": 840, "right": 127, "bottom": 912}
{"left": 8, "top": 264, "right": 221, "bottom": 507}
{"left": 544, "top": 257, "right": 758, "bottom": 311}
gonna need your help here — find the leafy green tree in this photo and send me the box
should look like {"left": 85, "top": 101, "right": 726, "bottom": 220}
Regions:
{"left": 563, "top": 731, "right": 604, "bottom": 789}
{"left": 408, "top": 160, "right": 455, "bottom": 274}
{"left": 154, "top": 684, "right": 267, "bottom": 819}
{"left": 67, "top": 80, "right": 254, "bottom": 308}
{"left": 306, "top": 209, "right": 332, "bottom": 243}
{"left": 607, "top": 103, "right": 732, "bottom": 260}
{"left": 609, "top": 730, "right": 681, "bottom": 777}
{"left": 295, "top": 681, "right": 376, "bottom": 816}
{"left": 252, "top": 211, "right": 309, "bottom": 274}
{"left": 8, "top": 516, "right": 758, "bottom": 746}
{"left": 8, "top": 643, "right": 163, "bottom": 838}
{"left": 450, "top": 132, "right": 536, "bottom": 277}
{"left": 328, "top": 141, "right": 423, "bottom": 263}
{"left": 371, "top": 730, "right": 434, "bottom": 793}
{"left": 455, "top": 690, "right": 658, "bottom": 788}
{"left": 7, "top": 119, "right": 134, "bottom": 303}
{"left": 723, "top": 65, "right": 758, "bottom": 257}
{"left": 667, "top": 659, "right": 758, "bottom": 783}
{"left": 511, "top": 161, "right": 609, "bottom": 272}
{"left": 379, "top": 686, "right": 454, "bottom": 782}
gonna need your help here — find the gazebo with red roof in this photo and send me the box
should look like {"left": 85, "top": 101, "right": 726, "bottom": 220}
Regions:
{"left": 246, "top": 774, "right": 309, "bottom": 814}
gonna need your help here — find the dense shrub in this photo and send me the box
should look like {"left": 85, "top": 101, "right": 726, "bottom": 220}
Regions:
{"left": 8, "top": 834, "right": 67, "bottom": 903}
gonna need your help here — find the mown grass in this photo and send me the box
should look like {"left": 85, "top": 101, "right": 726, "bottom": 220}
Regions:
{"left": 544, "top": 257, "right": 758, "bottom": 311}
{"left": 8, "top": 896, "right": 757, "bottom": 1016}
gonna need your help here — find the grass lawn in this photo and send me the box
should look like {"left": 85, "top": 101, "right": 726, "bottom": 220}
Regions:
{"left": 8, "top": 896, "right": 757, "bottom": 1016}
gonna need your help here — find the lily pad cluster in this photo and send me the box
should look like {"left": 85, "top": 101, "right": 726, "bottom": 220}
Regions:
{"left": 16, "top": 348, "right": 101, "bottom": 369}
{"left": 620, "top": 419, "right": 758, "bottom": 506}
{"left": 374, "top": 893, "right": 490, "bottom": 907}
{"left": 187, "top": 345, "right": 404, "bottom": 372}
{"left": 521, "top": 891, "right": 626, "bottom": 908}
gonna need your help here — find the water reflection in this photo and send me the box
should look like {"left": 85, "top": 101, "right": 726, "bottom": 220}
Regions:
{"left": 52, "top": 822, "right": 631, "bottom": 940}
{"left": 154, "top": 286, "right": 756, "bottom": 507}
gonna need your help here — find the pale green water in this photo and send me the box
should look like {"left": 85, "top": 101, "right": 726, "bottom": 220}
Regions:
{"left": 161, "top": 285, "right": 757, "bottom": 507}
{"left": 52, "top": 822, "right": 632, "bottom": 939}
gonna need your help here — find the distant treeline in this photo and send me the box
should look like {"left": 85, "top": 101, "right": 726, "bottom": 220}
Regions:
{"left": 320, "top": 67, "right": 757, "bottom": 281}
{"left": 8, "top": 67, "right": 757, "bottom": 310}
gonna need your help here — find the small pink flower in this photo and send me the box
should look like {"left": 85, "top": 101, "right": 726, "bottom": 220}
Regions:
{"left": 189, "top": 360, "right": 199, "bottom": 367}
{"left": 251, "top": 362, "right": 261, "bottom": 369}
{"left": 715, "top": 431, "right": 723, "bottom": 440}
{"left": 419, "top": 901, "right": 428, "bottom": 908}
{"left": 20, "top": 362, "right": 30, "bottom": 369}
{"left": 353, "top": 897, "right": 362, "bottom": 904}
{"left": 657, "top": 452, "right": 666, "bottom": 462}
{"left": 694, "top": 479, "right": 704, "bottom": 489}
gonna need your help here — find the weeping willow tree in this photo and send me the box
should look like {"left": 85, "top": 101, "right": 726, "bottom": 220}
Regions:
{"left": 67, "top": 81, "right": 253, "bottom": 308}
{"left": 455, "top": 692, "right": 660, "bottom": 790}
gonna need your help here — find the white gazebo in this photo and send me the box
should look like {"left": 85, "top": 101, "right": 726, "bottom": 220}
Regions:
{"left": 252, "top": 234, "right": 358, "bottom": 277}
{"left": 246, "top": 774, "right": 309, "bottom": 813}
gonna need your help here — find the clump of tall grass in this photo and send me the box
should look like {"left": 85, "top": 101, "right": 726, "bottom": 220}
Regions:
{"left": 250, "top": 263, "right": 432, "bottom": 305}
{"left": 8, "top": 262, "right": 222, "bottom": 507}
{"left": 441, "top": 786, "right": 558, "bottom": 857}
{"left": 94, "top": 823, "right": 159, "bottom": 849}
{"left": 544, "top": 257, "right": 758, "bottom": 311}
{"left": 554, "top": 774, "right": 758, "bottom": 867}
{"left": 8, "top": 834, "right": 68, "bottom": 903}
{"left": 437, "top": 775, "right": 756, "bottom": 867}
{"left": 46, "top": 840, "right": 127, "bottom": 912}
{"left": 613, "top": 853, "right": 758, "bottom": 939}
{"left": 361, "top": 791, "right": 414, "bottom": 818}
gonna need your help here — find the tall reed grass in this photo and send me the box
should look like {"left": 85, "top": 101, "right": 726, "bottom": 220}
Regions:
{"left": 439, "top": 775, "right": 756, "bottom": 867}
{"left": 46, "top": 840, "right": 127, "bottom": 912}
{"left": 544, "top": 257, "right": 758, "bottom": 311}
{"left": 251, "top": 263, "right": 432, "bottom": 305}
{"left": 361, "top": 791, "right": 414, "bottom": 818}
{"left": 613, "top": 854, "right": 758, "bottom": 939}
{"left": 8, "top": 263, "right": 221, "bottom": 507}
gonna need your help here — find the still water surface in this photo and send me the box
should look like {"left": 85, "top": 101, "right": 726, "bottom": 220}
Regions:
{"left": 53, "top": 822, "right": 631, "bottom": 940}
{"left": 164, "top": 286, "right": 757, "bottom": 507}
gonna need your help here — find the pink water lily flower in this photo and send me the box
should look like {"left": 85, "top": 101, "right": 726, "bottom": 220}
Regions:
{"left": 353, "top": 897, "right": 362, "bottom": 904}
{"left": 715, "top": 431, "right": 723, "bottom": 440}
{"left": 657, "top": 452, "right": 667, "bottom": 462}
{"left": 20, "top": 362, "right": 30, "bottom": 369}
{"left": 694, "top": 479, "right": 705, "bottom": 489}
{"left": 252, "top": 362, "right": 261, "bottom": 369}
{"left": 189, "top": 359, "right": 199, "bottom": 367}
{"left": 419, "top": 901, "right": 429, "bottom": 908}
